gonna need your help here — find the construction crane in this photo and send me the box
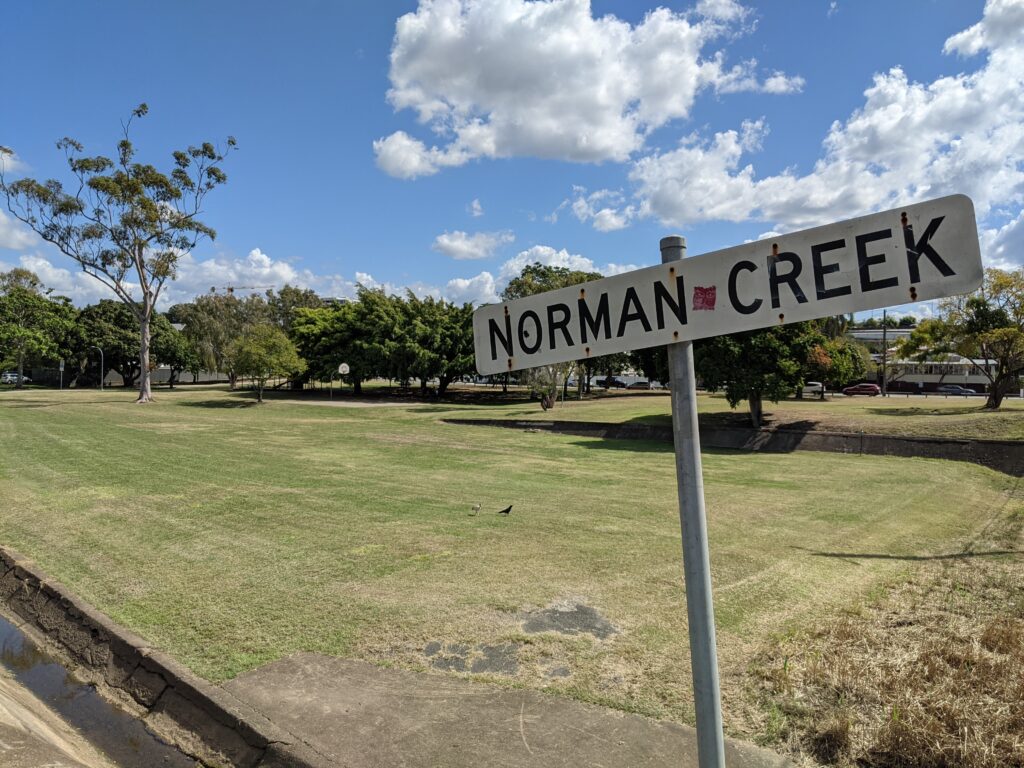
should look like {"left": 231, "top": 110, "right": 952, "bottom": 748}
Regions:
{"left": 209, "top": 285, "right": 275, "bottom": 295}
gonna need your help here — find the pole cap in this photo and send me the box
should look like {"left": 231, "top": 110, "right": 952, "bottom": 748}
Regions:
{"left": 660, "top": 235, "right": 686, "bottom": 263}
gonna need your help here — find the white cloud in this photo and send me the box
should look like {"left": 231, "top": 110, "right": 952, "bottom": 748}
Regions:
{"left": 375, "top": 0, "right": 802, "bottom": 177}
{"left": 469, "top": 198, "right": 484, "bottom": 217}
{"left": 445, "top": 272, "right": 499, "bottom": 305}
{"left": 564, "top": 187, "right": 638, "bottom": 232}
{"left": 496, "top": 245, "right": 602, "bottom": 284}
{"left": 432, "top": 229, "right": 514, "bottom": 260}
{"left": 0, "top": 148, "right": 28, "bottom": 175}
{"left": 0, "top": 210, "right": 37, "bottom": 250}
{"left": 629, "top": 0, "right": 1024, "bottom": 232}
{"left": 980, "top": 210, "right": 1024, "bottom": 269}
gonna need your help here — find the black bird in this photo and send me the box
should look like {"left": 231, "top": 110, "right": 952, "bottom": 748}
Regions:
{"left": 497, "top": 505, "right": 513, "bottom": 515}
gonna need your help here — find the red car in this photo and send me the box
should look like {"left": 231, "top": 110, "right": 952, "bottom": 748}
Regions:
{"left": 842, "top": 383, "right": 881, "bottom": 396}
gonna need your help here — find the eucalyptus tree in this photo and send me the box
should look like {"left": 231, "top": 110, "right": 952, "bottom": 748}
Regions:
{"left": 0, "top": 105, "right": 234, "bottom": 402}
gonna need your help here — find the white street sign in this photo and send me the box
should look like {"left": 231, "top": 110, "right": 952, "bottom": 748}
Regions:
{"left": 473, "top": 195, "right": 982, "bottom": 375}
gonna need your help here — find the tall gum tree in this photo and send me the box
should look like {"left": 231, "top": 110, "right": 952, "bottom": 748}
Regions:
{"left": 0, "top": 105, "right": 234, "bottom": 402}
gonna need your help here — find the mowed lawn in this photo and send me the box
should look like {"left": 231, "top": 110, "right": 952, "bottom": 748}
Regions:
{"left": 0, "top": 386, "right": 1019, "bottom": 731}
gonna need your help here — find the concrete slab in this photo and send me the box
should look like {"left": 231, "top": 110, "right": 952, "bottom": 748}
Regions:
{"left": 223, "top": 653, "right": 792, "bottom": 768}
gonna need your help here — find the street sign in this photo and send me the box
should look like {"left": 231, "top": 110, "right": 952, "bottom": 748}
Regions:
{"left": 338, "top": 363, "right": 350, "bottom": 375}
{"left": 59, "top": 359, "right": 64, "bottom": 372}
{"left": 473, "top": 195, "right": 982, "bottom": 375}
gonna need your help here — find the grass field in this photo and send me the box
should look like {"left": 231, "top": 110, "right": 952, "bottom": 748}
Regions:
{"left": 0, "top": 385, "right": 1020, "bottom": 738}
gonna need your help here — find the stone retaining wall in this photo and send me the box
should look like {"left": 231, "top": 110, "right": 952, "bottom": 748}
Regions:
{"left": 0, "top": 547, "right": 321, "bottom": 768}
{"left": 444, "top": 419, "right": 1024, "bottom": 476}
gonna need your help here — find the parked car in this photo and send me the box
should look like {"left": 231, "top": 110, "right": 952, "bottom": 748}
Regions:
{"left": 801, "top": 381, "right": 824, "bottom": 398}
{"left": 842, "top": 382, "right": 881, "bottom": 396}
{"left": 936, "top": 384, "right": 976, "bottom": 395}
{"left": 1, "top": 372, "right": 30, "bottom": 385}
{"left": 597, "top": 377, "right": 627, "bottom": 388}
{"left": 626, "top": 380, "right": 651, "bottom": 390}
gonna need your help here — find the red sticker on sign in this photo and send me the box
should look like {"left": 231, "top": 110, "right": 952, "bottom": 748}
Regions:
{"left": 693, "top": 285, "right": 717, "bottom": 311}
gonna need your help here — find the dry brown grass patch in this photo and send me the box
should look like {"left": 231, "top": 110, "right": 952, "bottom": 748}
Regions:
{"left": 748, "top": 519, "right": 1024, "bottom": 767}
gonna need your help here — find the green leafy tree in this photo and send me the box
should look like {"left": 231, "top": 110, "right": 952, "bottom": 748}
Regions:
{"left": 291, "top": 301, "right": 375, "bottom": 395}
{"left": 898, "top": 268, "right": 1024, "bottom": 409}
{"left": 76, "top": 299, "right": 177, "bottom": 388}
{"left": 0, "top": 269, "right": 77, "bottom": 387}
{"left": 0, "top": 105, "right": 234, "bottom": 402}
{"left": 695, "top": 322, "right": 825, "bottom": 426}
{"left": 266, "top": 285, "right": 323, "bottom": 333}
{"left": 171, "top": 292, "right": 269, "bottom": 388}
{"left": 404, "top": 293, "right": 475, "bottom": 394}
{"left": 502, "top": 262, "right": 602, "bottom": 405}
{"left": 231, "top": 323, "right": 305, "bottom": 403}
{"left": 151, "top": 321, "right": 199, "bottom": 388}
{"left": 804, "top": 337, "right": 868, "bottom": 398}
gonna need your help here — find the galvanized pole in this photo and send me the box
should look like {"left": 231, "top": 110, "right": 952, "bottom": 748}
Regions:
{"left": 660, "top": 236, "right": 725, "bottom": 768}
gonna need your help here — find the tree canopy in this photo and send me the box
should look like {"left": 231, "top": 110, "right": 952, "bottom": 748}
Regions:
{"left": 0, "top": 269, "right": 76, "bottom": 386}
{"left": 231, "top": 323, "right": 304, "bottom": 403}
{"left": 695, "top": 322, "right": 825, "bottom": 426}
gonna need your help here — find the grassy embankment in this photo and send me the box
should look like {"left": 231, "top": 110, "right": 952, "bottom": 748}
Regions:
{"left": 0, "top": 384, "right": 1020, "bottom": 761}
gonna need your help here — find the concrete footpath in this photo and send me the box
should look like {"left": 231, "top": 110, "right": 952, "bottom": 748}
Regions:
{"left": 223, "top": 653, "right": 792, "bottom": 768}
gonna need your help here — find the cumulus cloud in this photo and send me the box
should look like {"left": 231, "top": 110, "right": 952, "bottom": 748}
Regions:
{"left": 432, "top": 229, "right": 514, "bottom": 260}
{"left": 980, "top": 210, "right": 1024, "bottom": 269}
{"left": 567, "top": 187, "right": 638, "bottom": 232}
{"left": 445, "top": 272, "right": 499, "bottom": 305}
{"left": 629, "top": 0, "right": 1024, "bottom": 233}
{"left": 469, "top": 198, "right": 484, "bottom": 217}
{"left": 375, "top": 0, "right": 803, "bottom": 178}
{"left": 0, "top": 210, "right": 36, "bottom": 250}
{"left": 441, "top": 244, "right": 646, "bottom": 306}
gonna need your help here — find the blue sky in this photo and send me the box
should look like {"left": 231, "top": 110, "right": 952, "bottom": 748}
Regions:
{"left": 2, "top": 0, "right": 1021, "bottom": 319}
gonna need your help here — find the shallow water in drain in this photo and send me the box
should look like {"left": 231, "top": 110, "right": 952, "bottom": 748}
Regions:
{"left": 0, "top": 613, "right": 194, "bottom": 767}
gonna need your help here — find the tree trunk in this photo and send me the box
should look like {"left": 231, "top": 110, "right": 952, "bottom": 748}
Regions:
{"left": 15, "top": 353, "right": 25, "bottom": 389}
{"left": 748, "top": 391, "right": 763, "bottom": 427}
{"left": 438, "top": 376, "right": 452, "bottom": 395}
{"left": 985, "top": 376, "right": 1012, "bottom": 409}
{"left": 353, "top": 378, "right": 362, "bottom": 395}
{"left": 137, "top": 312, "right": 153, "bottom": 402}
{"left": 257, "top": 380, "right": 264, "bottom": 403}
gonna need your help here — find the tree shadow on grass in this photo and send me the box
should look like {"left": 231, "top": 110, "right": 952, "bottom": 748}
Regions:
{"left": 177, "top": 397, "right": 258, "bottom": 409}
{"left": 569, "top": 438, "right": 743, "bottom": 456}
{"left": 0, "top": 399, "right": 113, "bottom": 409}
{"left": 866, "top": 405, "right": 984, "bottom": 418}
{"left": 793, "top": 545, "right": 1022, "bottom": 565}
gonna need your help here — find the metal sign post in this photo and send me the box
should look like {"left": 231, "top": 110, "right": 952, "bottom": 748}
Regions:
{"left": 661, "top": 236, "right": 725, "bottom": 768}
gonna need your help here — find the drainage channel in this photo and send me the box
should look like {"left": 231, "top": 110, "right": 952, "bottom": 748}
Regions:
{"left": 0, "top": 612, "right": 195, "bottom": 767}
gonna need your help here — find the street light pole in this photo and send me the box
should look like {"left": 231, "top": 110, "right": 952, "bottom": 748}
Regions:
{"left": 91, "top": 346, "right": 104, "bottom": 391}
